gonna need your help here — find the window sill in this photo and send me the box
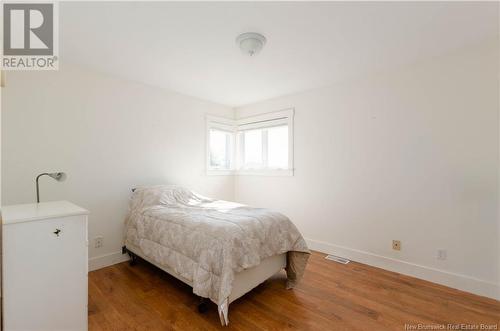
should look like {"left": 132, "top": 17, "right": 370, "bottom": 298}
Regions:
{"left": 206, "top": 169, "right": 294, "bottom": 177}
{"left": 206, "top": 169, "right": 235, "bottom": 176}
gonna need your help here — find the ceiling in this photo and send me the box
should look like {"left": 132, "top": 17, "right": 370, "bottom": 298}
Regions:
{"left": 60, "top": 2, "right": 499, "bottom": 107}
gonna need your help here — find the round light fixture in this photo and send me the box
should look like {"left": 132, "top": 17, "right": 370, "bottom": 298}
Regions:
{"left": 236, "top": 32, "right": 266, "bottom": 56}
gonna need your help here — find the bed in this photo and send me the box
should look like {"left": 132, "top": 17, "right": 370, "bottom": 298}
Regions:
{"left": 122, "top": 185, "right": 310, "bottom": 326}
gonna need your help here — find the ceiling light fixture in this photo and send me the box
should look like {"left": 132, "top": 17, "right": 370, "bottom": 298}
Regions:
{"left": 236, "top": 32, "right": 266, "bottom": 56}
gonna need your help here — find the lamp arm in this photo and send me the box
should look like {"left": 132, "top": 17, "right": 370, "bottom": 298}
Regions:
{"left": 36, "top": 173, "right": 50, "bottom": 203}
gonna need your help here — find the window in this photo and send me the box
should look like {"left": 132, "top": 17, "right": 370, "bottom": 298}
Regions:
{"left": 207, "top": 109, "right": 293, "bottom": 176}
{"left": 267, "top": 125, "right": 288, "bottom": 169}
{"left": 206, "top": 118, "right": 235, "bottom": 173}
{"left": 238, "top": 125, "right": 289, "bottom": 171}
{"left": 209, "top": 129, "right": 232, "bottom": 170}
{"left": 242, "top": 129, "right": 263, "bottom": 168}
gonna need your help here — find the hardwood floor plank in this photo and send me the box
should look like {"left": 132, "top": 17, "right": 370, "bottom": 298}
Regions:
{"left": 89, "top": 251, "right": 500, "bottom": 330}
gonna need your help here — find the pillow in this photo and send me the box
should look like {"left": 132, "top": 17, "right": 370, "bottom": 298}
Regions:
{"left": 129, "top": 185, "right": 208, "bottom": 211}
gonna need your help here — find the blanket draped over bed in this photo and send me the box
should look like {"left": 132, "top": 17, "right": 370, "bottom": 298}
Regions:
{"left": 124, "top": 185, "right": 310, "bottom": 311}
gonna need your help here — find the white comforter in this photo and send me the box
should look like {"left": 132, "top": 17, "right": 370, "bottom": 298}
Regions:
{"left": 124, "top": 185, "right": 310, "bottom": 315}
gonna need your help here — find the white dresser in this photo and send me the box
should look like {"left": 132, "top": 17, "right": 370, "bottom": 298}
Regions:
{"left": 1, "top": 201, "right": 89, "bottom": 331}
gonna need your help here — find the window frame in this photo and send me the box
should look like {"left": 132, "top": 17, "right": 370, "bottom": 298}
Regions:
{"left": 206, "top": 109, "right": 294, "bottom": 176}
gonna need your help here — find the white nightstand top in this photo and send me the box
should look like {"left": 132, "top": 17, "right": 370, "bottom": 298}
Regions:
{"left": 1, "top": 200, "right": 89, "bottom": 225}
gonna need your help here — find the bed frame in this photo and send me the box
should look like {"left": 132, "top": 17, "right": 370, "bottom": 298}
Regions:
{"left": 121, "top": 244, "right": 286, "bottom": 326}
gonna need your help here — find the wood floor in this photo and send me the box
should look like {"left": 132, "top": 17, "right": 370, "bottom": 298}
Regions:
{"left": 88, "top": 251, "right": 500, "bottom": 330}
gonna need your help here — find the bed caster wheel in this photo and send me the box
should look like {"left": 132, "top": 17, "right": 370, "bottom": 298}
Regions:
{"left": 198, "top": 299, "right": 209, "bottom": 313}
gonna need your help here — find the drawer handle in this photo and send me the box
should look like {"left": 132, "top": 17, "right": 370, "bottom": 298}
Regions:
{"left": 53, "top": 229, "right": 62, "bottom": 237}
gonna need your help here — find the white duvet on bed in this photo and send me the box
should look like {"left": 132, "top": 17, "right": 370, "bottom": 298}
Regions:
{"left": 124, "top": 185, "right": 310, "bottom": 312}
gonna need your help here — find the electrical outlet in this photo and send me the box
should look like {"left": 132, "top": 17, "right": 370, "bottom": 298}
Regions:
{"left": 437, "top": 249, "right": 447, "bottom": 260}
{"left": 392, "top": 240, "right": 401, "bottom": 251}
{"left": 94, "top": 236, "right": 103, "bottom": 249}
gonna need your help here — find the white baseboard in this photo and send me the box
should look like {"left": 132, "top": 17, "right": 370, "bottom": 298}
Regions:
{"left": 306, "top": 238, "right": 500, "bottom": 301}
{"left": 88, "top": 241, "right": 499, "bottom": 301}
{"left": 88, "top": 251, "right": 130, "bottom": 272}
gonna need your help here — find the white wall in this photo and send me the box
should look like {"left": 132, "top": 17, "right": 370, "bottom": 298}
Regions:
{"left": 2, "top": 42, "right": 498, "bottom": 299}
{"left": 235, "top": 41, "right": 499, "bottom": 299}
{"left": 1, "top": 64, "right": 234, "bottom": 268}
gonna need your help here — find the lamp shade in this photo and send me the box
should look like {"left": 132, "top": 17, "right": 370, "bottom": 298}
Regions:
{"left": 48, "top": 172, "right": 67, "bottom": 181}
